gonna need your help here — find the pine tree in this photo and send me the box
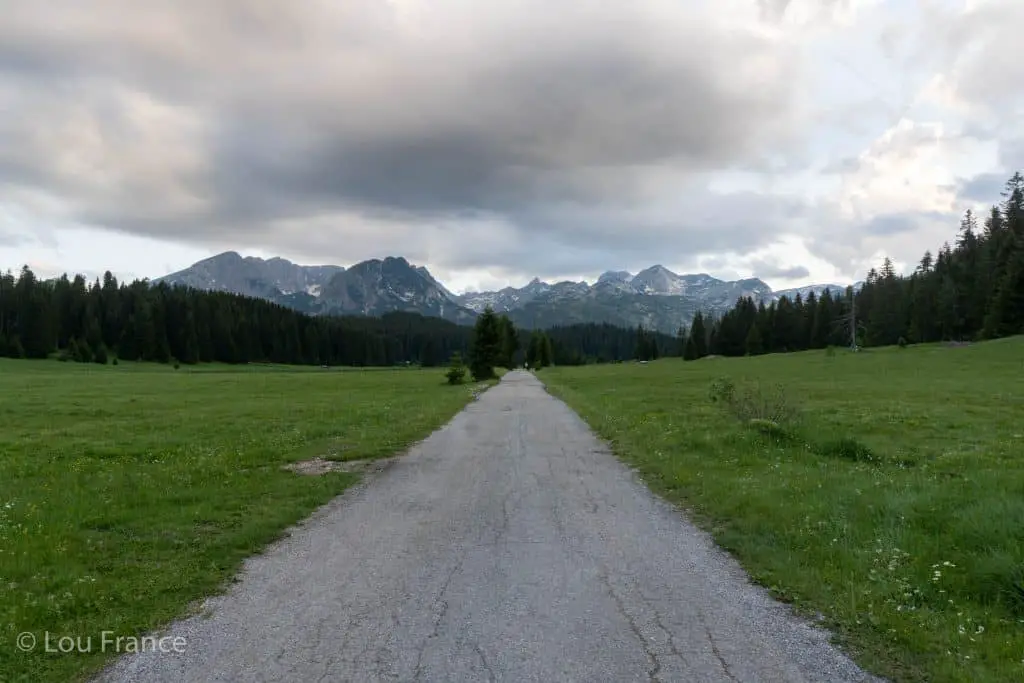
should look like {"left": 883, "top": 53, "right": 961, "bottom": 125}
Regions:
{"left": 15, "top": 267, "right": 54, "bottom": 359}
{"left": 635, "top": 325, "right": 652, "bottom": 361}
{"left": 526, "top": 332, "right": 540, "bottom": 367}
{"left": 745, "top": 323, "right": 764, "bottom": 356}
{"left": 469, "top": 306, "right": 503, "bottom": 380}
{"left": 118, "top": 315, "right": 139, "bottom": 361}
{"left": 688, "top": 312, "right": 708, "bottom": 358}
{"left": 498, "top": 315, "right": 519, "bottom": 369}
{"left": 74, "top": 336, "right": 93, "bottom": 363}
{"left": 683, "top": 334, "right": 697, "bottom": 361}
{"left": 67, "top": 337, "right": 81, "bottom": 362}
{"left": 93, "top": 344, "right": 109, "bottom": 365}
{"left": 983, "top": 244, "right": 1024, "bottom": 338}
{"left": 445, "top": 351, "right": 467, "bottom": 385}
{"left": 540, "top": 333, "right": 554, "bottom": 367}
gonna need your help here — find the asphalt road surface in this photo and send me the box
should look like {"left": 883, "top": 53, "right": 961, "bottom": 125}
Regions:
{"left": 95, "top": 370, "right": 882, "bottom": 683}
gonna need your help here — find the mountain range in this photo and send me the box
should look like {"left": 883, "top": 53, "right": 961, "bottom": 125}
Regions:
{"left": 155, "top": 252, "right": 856, "bottom": 334}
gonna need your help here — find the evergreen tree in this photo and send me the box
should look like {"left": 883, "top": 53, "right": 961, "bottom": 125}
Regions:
{"left": 688, "top": 311, "right": 708, "bottom": 358}
{"left": 497, "top": 315, "right": 519, "bottom": 369}
{"left": 93, "top": 344, "right": 109, "bottom": 365}
{"left": 15, "top": 266, "right": 54, "bottom": 358}
{"left": 526, "top": 332, "right": 540, "bottom": 367}
{"left": 983, "top": 245, "right": 1024, "bottom": 338}
{"left": 540, "top": 333, "right": 554, "bottom": 367}
{"left": 634, "top": 325, "right": 657, "bottom": 361}
{"left": 745, "top": 324, "right": 764, "bottom": 356}
{"left": 683, "top": 333, "right": 698, "bottom": 361}
{"left": 74, "top": 336, "right": 93, "bottom": 363}
{"left": 469, "top": 306, "right": 503, "bottom": 380}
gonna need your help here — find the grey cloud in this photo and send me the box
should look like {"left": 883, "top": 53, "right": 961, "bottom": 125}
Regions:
{"left": 9, "top": 0, "right": 995, "bottom": 286}
{"left": 822, "top": 156, "right": 861, "bottom": 174}
{"left": 957, "top": 173, "right": 1006, "bottom": 204}
{"left": 757, "top": 0, "right": 793, "bottom": 22}
{"left": 756, "top": 0, "right": 849, "bottom": 24}
{"left": 746, "top": 261, "right": 811, "bottom": 280}
{"left": 0, "top": 0, "right": 807, "bottom": 276}
{"left": 951, "top": 139, "right": 1024, "bottom": 207}
{"left": 801, "top": 207, "right": 962, "bottom": 280}
{"left": 945, "top": 1, "right": 1024, "bottom": 114}
{"left": 861, "top": 213, "right": 945, "bottom": 237}
{"left": 998, "top": 138, "right": 1024, "bottom": 171}
{"left": 0, "top": 232, "right": 34, "bottom": 248}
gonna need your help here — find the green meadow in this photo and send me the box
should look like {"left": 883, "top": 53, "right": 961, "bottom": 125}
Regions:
{"left": 543, "top": 337, "right": 1024, "bottom": 683}
{"left": 0, "top": 360, "right": 483, "bottom": 682}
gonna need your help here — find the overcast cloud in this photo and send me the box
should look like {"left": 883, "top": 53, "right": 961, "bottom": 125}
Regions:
{"left": 1, "top": 0, "right": 1022, "bottom": 293}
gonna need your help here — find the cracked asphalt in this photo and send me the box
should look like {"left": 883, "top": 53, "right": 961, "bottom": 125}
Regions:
{"left": 94, "top": 370, "right": 883, "bottom": 683}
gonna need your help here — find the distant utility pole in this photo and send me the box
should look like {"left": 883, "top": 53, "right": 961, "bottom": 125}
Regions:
{"left": 830, "top": 286, "right": 861, "bottom": 352}
{"left": 849, "top": 288, "right": 858, "bottom": 351}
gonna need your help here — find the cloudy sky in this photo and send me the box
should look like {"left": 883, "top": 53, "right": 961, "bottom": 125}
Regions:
{"left": 1, "top": 0, "right": 1021, "bottom": 294}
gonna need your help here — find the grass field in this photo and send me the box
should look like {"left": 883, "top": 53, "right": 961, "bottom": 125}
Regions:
{"left": 543, "top": 337, "right": 1024, "bottom": 683}
{"left": 0, "top": 360, "right": 484, "bottom": 683}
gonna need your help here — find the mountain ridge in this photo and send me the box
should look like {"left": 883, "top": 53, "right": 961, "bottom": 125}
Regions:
{"left": 156, "top": 252, "right": 859, "bottom": 334}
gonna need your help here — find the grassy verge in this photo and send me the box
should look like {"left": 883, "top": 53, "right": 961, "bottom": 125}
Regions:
{"left": 0, "top": 359, "right": 482, "bottom": 682}
{"left": 542, "top": 337, "right": 1024, "bottom": 683}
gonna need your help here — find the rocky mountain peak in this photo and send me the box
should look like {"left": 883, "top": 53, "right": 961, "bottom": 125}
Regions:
{"left": 598, "top": 270, "right": 632, "bottom": 283}
{"left": 156, "top": 251, "right": 857, "bottom": 335}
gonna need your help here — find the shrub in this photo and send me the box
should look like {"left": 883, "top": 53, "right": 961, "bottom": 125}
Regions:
{"left": 93, "top": 345, "right": 109, "bottom": 365}
{"left": 898, "top": 336, "right": 908, "bottom": 348}
{"left": 825, "top": 345, "right": 837, "bottom": 357}
{"left": 173, "top": 362, "right": 181, "bottom": 370}
{"left": 747, "top": 417, "right": 798, "bottom": 443}
{"left": 709, "top": 377, "right": 801, "bottom": 427}
{"left": 708, "top": 377, "right": 736, "bottom": 405}
{"left": 445, "top": 352, "right": 467, "bottom": 385}
{"left": 112, "top": 357, "right": 119, "bottom": 366}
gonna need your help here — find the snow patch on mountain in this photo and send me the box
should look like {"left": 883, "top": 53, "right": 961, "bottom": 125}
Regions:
{"left": 156, "top": 251, "right": 858, "bottom": 333}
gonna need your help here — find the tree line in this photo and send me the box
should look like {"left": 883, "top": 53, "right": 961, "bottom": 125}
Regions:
{"left": 0, "top": 269, "right": 678, "bottom": 368}
{"left": 0, "top": 271, "right": 473, "bottom": 367}
{"left": 459, "top": 306, "right": 682, "bottom": 381}
{"left": 681, "top": 171, "right": 1024, "bottom": 359}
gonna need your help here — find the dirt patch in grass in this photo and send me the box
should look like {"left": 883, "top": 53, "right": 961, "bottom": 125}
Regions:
{"left": 284, "top": 456, "right": 398, "bottom": 476}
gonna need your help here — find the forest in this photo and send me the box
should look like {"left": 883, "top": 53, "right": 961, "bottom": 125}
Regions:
{"left": 682, "top": 171, "right": 1024, "bottom": 359}
{"left": 0, "top": 269, "right": 677, "bottom": 368}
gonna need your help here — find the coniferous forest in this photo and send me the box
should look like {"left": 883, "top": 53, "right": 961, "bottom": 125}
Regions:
{"left": 0, "top": 269, "right": 678, "bottom": 368}
{"left": 682, "top": 171, "right": 1024, "bottom": 359}
{"left": 0, "top": 272, "right": 476, "bottom": 367}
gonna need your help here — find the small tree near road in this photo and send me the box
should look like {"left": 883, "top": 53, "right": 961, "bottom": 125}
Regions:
{"left": 498, "top": 315, "right": 519, "bottom": 369}
{"left": 446, "top": 352, "right": 467, "bottom": 385}
{"left": 526, "top": 330, "right": 553, "bottom": 369}
{"left": 469, "top": 306, "right": 503, "bottom": 380}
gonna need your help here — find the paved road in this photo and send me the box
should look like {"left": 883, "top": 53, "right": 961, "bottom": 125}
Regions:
{"left": 96, "top": 370, "right": 881, "bottom": 683}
